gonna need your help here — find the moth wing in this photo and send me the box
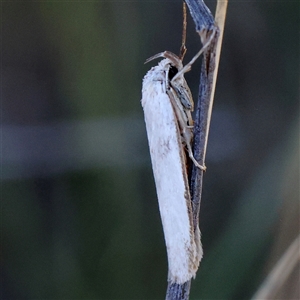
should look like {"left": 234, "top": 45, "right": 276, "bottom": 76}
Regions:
{"left": 142, "top": 71, "right": 201, "bottom": 284}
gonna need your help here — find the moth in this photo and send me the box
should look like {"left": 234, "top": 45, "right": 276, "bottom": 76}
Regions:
{"left": 141, "top": 21, "right": 215, "bottom": 283}
{"left": 141, "top": 53, "right": 202, "bottom": 284}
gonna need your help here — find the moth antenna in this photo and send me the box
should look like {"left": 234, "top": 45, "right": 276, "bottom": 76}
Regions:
{"left": 144, "top": 52, "right": 165, "bottom": 64}
{"left": 145, "top": 51, "right": 183, "bottom": 70}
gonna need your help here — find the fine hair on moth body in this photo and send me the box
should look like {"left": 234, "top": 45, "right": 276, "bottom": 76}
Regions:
{"left": 141, "top": 6, "right": 216, "bottom": 284}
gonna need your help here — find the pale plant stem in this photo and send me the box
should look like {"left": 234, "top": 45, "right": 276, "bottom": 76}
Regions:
{"left": 251, "top": 235, "right": 300, "bottom": 300}
{"left": 165, "top": 1, "right": 228, "bottom": 299}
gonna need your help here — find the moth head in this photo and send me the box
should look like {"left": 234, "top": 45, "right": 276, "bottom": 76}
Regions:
{"left": 144, "top": 51, "right": 194, "bottom": 111}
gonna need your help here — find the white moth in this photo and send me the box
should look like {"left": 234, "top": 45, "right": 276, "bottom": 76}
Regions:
{"left": 141, "top": 51, "right": 204, "bottom": 284}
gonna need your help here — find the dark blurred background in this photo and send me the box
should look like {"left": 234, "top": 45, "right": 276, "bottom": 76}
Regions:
{"left": 2, "top": 1, "right": 299, "bottom": 299}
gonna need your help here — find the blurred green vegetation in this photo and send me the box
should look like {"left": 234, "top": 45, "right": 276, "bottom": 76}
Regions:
{"left": 2, "top": 1, "right": 299, "bottom": 299}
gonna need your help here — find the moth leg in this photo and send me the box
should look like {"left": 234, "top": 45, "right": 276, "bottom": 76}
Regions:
{"left": 184, "top": 110, "right": 194, "bottom": 128}
{"left": 165, "top": 66, "right": 194, "bottom": 128}
{"left": 168, "top": 88, "right": 193, "bottom": 136}
{"left": 172, "top": 28, "right": 217, "bottom": 81}
{"left": 181, "top": 123, "right": 206, "bottom": 171}
{"left": 185, "top": 136, "right": 207, "bottom": 171}
{"left": 167, "top": 83, "right": 194, "bottom": 126}
{"left": 180, "top": 119, "right": 206, "bottom": 171}
{"left": 166, "top": 86, "right": 188, "bottom": 124}
{"left": 168, "top": 91, "right": 206, "bottom": 171}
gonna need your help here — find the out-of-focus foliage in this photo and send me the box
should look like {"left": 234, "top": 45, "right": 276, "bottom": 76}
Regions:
{"left": 2, "top": 1, "right": 299, "bottom": 299}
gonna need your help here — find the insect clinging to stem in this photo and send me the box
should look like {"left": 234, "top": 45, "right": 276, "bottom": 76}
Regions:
{"left": 141, "top": 2, "right": 216, "bottom": 284}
